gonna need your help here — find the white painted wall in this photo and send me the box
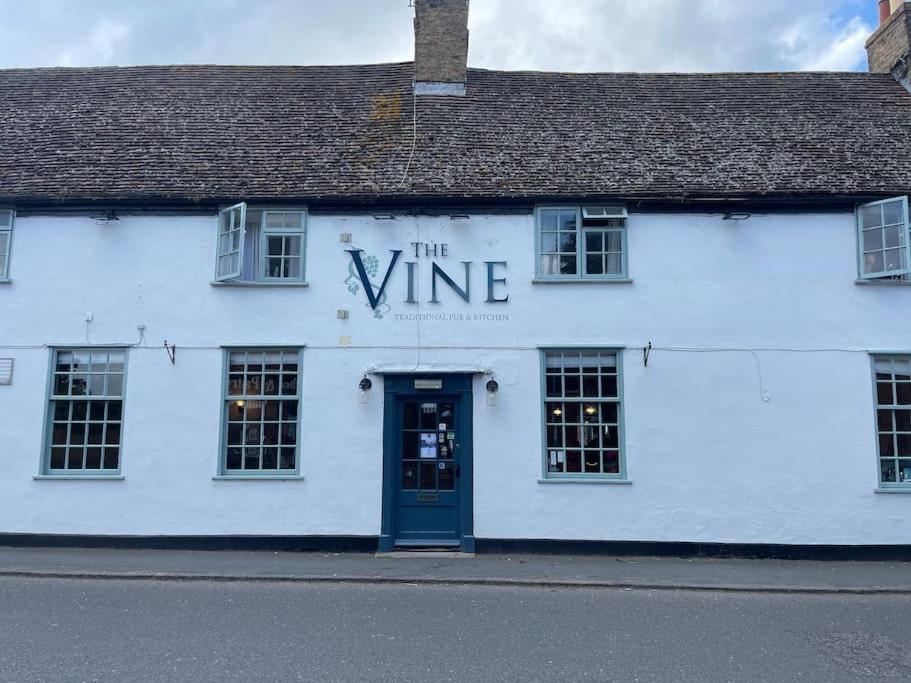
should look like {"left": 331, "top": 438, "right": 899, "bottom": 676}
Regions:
{"left": 1, "top": 208, "right": 909, "bottom": 544}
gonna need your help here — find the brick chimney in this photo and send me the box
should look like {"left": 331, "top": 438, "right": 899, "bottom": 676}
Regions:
{"left": 413, "top": 0, "right": 469, "bottom": 96}
{"left": 866, "top": 1, "right": 911, "bottom": 92}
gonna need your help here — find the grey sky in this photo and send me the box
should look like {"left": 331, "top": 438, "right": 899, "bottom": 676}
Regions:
{"left": 0, "top": 0, "right": 878, "bottom": 72}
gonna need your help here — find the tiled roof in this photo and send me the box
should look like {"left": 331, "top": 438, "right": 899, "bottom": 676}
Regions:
{"left": 0, "top": 63, "right": 909, "bottom": 204}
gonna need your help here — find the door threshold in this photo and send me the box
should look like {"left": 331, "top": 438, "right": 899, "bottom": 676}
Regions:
{"left": 376, "top": 551, "right": 476, "bottom": 558}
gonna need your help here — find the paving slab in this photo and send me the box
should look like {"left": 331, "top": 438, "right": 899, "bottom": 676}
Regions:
{"left": 1, "top": 546, "right": 910, "bottom": 593}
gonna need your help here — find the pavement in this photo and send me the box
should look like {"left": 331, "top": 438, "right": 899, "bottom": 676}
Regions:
{"left": 1, "top": 546, "right": 910, "bottom": 593}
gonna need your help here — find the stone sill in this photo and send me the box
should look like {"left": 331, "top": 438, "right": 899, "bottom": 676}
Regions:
{"left": 532, "top": 278, "right": 633, "bottom": 285}
{"left": 538, "top": 478, "right": 632, "bottom": 485}
{"left": 855, "top": 279, "right": 911, "bottom": 287}
{"left": 33, "top": 475, "right": 124, "bottom": 481}
{"left": 874, "top": 487, "right": 911, "bottom": 494}
{"left": 210, "top": 281, "right": 309, "bottom": 288}
{"left": 0, "top": 279, "right": 10, "bottom": 285}
{"left": 212, "top": 475, "right": 304, "bottom": 481}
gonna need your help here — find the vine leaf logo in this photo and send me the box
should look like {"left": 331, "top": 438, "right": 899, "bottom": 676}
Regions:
{"left": 344, "top": 247, "right": 393, "bottom": 319}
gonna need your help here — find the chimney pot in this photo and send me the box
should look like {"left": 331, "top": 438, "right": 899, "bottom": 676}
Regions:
{"left": 413, "top": 0, "right": 470, "bottom": 96}
{"left": 880, "top": 0, "right": 892, "bottom": 23}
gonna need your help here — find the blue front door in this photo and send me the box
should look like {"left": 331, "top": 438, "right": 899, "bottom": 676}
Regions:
{"left": 380, "top": 375, "right": 474, "bottom": 551}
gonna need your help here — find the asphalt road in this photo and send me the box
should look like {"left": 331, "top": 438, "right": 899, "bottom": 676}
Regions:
{"left": 1, "top": 577, "right": 911, "bottom": 682}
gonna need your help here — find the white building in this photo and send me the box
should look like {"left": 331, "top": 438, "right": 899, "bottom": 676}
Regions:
{"left": 2, "top": 1, "right": 911, "bottom": 555}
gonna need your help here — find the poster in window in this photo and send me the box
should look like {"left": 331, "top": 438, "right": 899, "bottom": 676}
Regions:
{"left": 420, "top": 433, "right": 437, "bottom": 459}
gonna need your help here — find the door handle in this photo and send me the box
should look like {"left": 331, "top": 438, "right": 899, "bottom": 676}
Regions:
{"left": 454, "top": 464, "right": 461, "bottom": 478}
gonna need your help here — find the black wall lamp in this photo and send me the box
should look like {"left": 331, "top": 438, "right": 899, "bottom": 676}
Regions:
{"left": 359, "top": 376, "right": 373, "bottom": 392}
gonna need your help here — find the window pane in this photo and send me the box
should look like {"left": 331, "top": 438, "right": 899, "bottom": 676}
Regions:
{"left": 883, "top": 200, "right": 904, "bottom": 226}
{"left": 539, "top": 210, "right": 559, "bottom": 232}
{"left": 559, "top": 232, "right": 577, "bottom": 252}
{"left": 884, "top": 225, "right": 903, "bottom": 249}
{"left": 884, "top": 248, "right": 905, "bottom": 272}
{"left": 863, "top": 229, "right": 883, "bottom": 251}
{"left": 586, "top": 255, "right": 603, "bottom": 275}
{"left": 863, "top": 252, "right": 884, "bottom": 274}
{"left": 540, "top": 254, "right": 560, "bottom": 276}
{"left": 606, "top": 254, "right": 623, "bottom": 274}
{"left": 541, "top": 232, "right": 558, "bottom": 252}
{"left": 285, "top": 236, "right": 301, "bottom": 256}
{"left": 559, "top": 255, "right": 576, "bottom": 275}
{"left": 860, "top": 204, "right": 882, "bottom": 229}
{"left": 585, "top": 232, "right": 602, "bottom": 252}
{"left": 605, "top": 232, "right": 622, "bottom": 252}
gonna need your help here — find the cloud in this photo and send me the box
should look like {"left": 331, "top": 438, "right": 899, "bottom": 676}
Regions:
{"left": 795, "top": 17, "right": 872, "bottom": 71}
{"left": 0, "top": 0, "right": 877, "bottom": 73}
{"left": 56, "top": 18, "right": 131, "bottom": 67}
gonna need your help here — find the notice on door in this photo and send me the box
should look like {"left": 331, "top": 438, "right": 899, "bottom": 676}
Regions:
{"left": 420, "top": 433, "right": 437, "bottom": 459}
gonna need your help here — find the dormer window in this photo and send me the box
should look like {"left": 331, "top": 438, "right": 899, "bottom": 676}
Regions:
{"left": 214, "top": 203, "right": 307, "bottom": 284}
{"left": 857, "top": 197, "right": 910, "bottom": 280}
{"left": 536, "top": 206, "right": 628, "bottom": 281}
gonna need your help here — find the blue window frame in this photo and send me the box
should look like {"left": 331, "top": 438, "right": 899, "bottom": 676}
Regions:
{"left": 857, "top": 196, "right": 910, "bottom": 280}
{"left": 541, "top": 349, "right": 627, "bottom": 480}
{"left": 220, "top": 348, "right": 302, "bottom": 476}
{"left": 0, "top": 209, "right": 14, "bottom": 281}
{"left": 215, "top": 204, "right": 307, "bottom": 283}
{"left": 43, "top": 348, "right": 127, "bottom": 475}
{"left": 872, "top": 354, "right": 911, "bottom": 488}
{"left": 536, "top": 206, "right": 628, "bottom": 280}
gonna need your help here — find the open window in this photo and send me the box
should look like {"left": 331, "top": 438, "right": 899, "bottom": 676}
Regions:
{"left": 0, "top": 209, "right": 14, "bottom": 281}
{"left": 857, "top": 196, "right": 910, "bottom": 280}
{"left": 215, "top": 204, "right": 307, "bottom": 284}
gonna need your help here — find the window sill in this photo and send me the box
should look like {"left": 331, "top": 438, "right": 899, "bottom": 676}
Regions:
{"left": 855, "top": 279, "right": 911, "bottom": 287}
{"left": 34, "top": 474, "right": 124, "bottom": 481}
{"left": 538, "top": 478, "right": 632, "bottom": 485}
{"left": 532, "top": 278, "right": 633, "bottom": 285}
{"left": 0, "top": 279, "right": 10, "bottom": 285}
{"left": 212, "top": 475, "right": 304, "bottom": 481}
{"left": 874, "top": 487, "right": 911, "bottom": 494}
{"left": 210, "top": 281, "right": 309, "bottom": 288}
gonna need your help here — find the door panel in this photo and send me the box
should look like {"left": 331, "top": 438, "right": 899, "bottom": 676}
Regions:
{"left": 395, "top": 397, "right": 460, "bottom": 544}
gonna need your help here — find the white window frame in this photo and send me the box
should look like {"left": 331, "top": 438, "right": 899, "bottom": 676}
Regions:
{"left": 871, "top": 354, "right": 911, "bottom": 489}
{"left": 857, "top": 196, "right": 910, "bottom": 281}
{"left": 215, "top": 204, "right": 307, "bottom": 283}
{"left": 260, "top": 211, "right": 307, "bottom": 282}
{"left": 535, "top": 206, "right": 629, "bottom": 281}
{"left": 0, "top": 209, "right": 14, "bottom": 282}
{"left": 540, "top": 348, "right": 627, "bottom": 481}
{"left": 215, "top": 202, "right": 246, "bottom": 282}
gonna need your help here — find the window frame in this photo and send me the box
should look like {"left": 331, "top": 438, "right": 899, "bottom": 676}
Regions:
{"left": 535, "top": 206, "right": 629, "bottom": 281}
{"left": 218, "top": 346, "right": 304, "bottom": 478}
{"left": 0, "top": 208, "right": 15, "bottom": 282}
{"left": 259, "top": 210, "right": 308, "bottom": 283}
{"left": 856, "top": 196, "right": 911, "bottom": 281}
{"left": 215, "top": 204, "right": 308, "bottom": 284}
{"left": 40, "top": 346, "right": 129, "bottom": 477}
{"left": 870, "top": 353, "right": 911, "bottom": 490}
{"left": 539, "top": 347, "right": 627, "bottom": 481}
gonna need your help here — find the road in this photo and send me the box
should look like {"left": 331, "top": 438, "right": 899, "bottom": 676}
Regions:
{"left": 1, "top": 577, "right": 910, "bottom": 681}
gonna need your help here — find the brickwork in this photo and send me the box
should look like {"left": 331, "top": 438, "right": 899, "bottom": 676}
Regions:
{"left": 413, "top": 0, "right": 469, "bottom": 84}
{"left": 866, "top": 2, "right": 911, "bottom": 74}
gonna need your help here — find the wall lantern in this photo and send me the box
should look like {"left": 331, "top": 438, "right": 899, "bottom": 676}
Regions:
{"left": 359, "top": 376, "right": 373, "bottom": 392}
{"left": 486, "top": 378, "right": 499, "bottom": 406}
